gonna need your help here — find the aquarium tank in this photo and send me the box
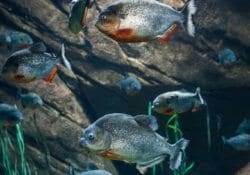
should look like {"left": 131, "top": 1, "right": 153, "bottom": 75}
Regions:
{"left": 0, "top": 0, "right": 249, "bottom": 175}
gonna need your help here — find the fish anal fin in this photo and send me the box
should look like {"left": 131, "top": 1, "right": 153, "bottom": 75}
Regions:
{"left": 43, "top": 66, "right": 58, "bottom": 83}
{"left": 114, "top": 28, "right": 134, "bottom": 38}
{"left": 136, "top": 155, "right": 166, "bottom": 174}
{"left": 156, "top": 24, "right": 178, "bottom": 46}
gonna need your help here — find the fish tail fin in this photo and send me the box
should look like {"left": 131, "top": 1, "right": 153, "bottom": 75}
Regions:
{"left": 169, "top": 138, "right": 189, "bottom": 170}
{"left": 61, "top": 43, "right": 72, "bottom": 71}
{"left": 182, "top": 0, "right": 196, "bottom": 37}
{"left": 195, "top": 87, "right": 206, "bottom": 105}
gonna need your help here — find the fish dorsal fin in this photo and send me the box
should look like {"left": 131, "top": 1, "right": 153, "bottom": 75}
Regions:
{"left": 29, "top": 42, "right": 46, "bottom": 53}
{"left": 134, "top": 114, "right": 158, "bottom": 131}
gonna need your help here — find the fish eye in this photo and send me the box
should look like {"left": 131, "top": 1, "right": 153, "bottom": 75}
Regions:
{"left": 88, "top": 133, "right": 95, "bottom": 141}
{"left": 100, "top": 15, "right": 107, "bottom": 20}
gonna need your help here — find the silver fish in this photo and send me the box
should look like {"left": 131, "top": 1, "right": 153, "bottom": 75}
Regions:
{"left": 152, "top": 87, "right": 204, "bottom": 115}
{"left": 80, "top": 113, "right": 189, "bottom": 174}
{"left": 2, "top": 42, "right": 60, "bottom": 83}
{"left": 120, "top": 76, "right": 142, "bottom": 95}
{"left": 18, "top": 92, "right": 43, "bottom": 108}
{"left": 96, "top": 0, "right": 196, "bottom": 45}
{"left": 0, "top": 31, "right": 33, "bottom": 50}
{"left": 2, "top": 42, "right": 72, "bottom": 84}
{"left": 0, "top": 103, "right": 23, "bottom": 126}
{"left": 223, "top": 134, "right": 250, "bottom": 151}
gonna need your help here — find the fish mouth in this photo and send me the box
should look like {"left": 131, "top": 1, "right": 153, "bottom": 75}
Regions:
{"left": 79, "top": 137, "right": 87, "bottom": 147}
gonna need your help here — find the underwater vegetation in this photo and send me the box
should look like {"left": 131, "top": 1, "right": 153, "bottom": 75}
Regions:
{"left": 0, "top": 124, "right": 37, "bottom": 175}
{"left": 148, "top": 102, "right": 194, "bottom": 175}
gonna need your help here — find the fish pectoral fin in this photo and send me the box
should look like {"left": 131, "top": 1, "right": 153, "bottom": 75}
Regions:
{"left": 134, "top": 114, "right": 158, "bottom": 131}
{"left": 136, "top": 155, "right": 166, "bottom": 174}
{"left": 43, "top": 66, "right": 58, "bottom": 83}
{"left": 164, "top": 108, "right": 175, "bottom": 116}
{"left": 100, "top": 150, "right": 123, "bottom": 160}
{"left": 156, "top": 24, "right": 178, "bottom": 46}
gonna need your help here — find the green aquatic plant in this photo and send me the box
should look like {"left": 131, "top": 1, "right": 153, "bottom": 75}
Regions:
{"left": 166, "top": 114, "right": 194, "bottom": 175}
{"left": 0, "top": 124, "right": 36, "bottom": 175}
{"left": 148, "top": 102, "right": 194, "bottom": 175}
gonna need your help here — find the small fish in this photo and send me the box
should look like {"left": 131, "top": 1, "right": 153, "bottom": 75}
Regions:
{"left": 80, "top": 113, "right": 189, "bottom": 174}
{"left": 0, "top": 31, "right": 33, "bottom": 50}
{"left": 217, "top": 48, "right": 237, "bottom": 64}
{"left": 69, "top": 0, "right": 90, "bottom": 34}
{"left": 17, "top": 92, "right": 43, "bottom": 109}
{"left": 222, "top": 134, "right": 250, "bottom": 151}
{"left": 119, "top": 76, "right": 142, "bottom": 95}
{"left": 96, "top": 0, "right": 196, "bottom": 45}
{"left": 236, "top": 118, "right": 250, "bottom": 135}
{"left": 0, "top": 103, "right": 23, "bottom": 127}
{"left": 152, "top": 87, "right": 205, "bottom": 115}
{"left": 1, "top": 42, "right": 71, "bottom": 84}
{"left": 77, "top": 170, "right": 112, "bottom": 175}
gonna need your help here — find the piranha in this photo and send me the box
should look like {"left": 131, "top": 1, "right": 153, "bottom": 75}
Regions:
{"left": 152, "top": 87, "right": 205, "bottom": 115}
{"left": 80, "top": 113, "right": 189, "bottom": 174}
{"left": 95, "top": 0, "right": 196, "bottom": 45}
{"left": 0, "top": 103, "right": 24, "bottom": 127}
{"left": 76, "top": 170, "right": 112, "bottom": 175}
{"left": 0, "top": 31, "right": 33, "bottom": 50}
{"left": 69, "top": 0, "right": 90, "bottom": 34}
{"left": 17, "top": 92, "right": 43, "bottom": 109}
{"left": 217, "top": 48, "right": 238, "bottom": 64}
{"left": 222, "top": 134, "right": 250, "bottom": 151}
{"left": 119, "top": 75, "right": 142, "bottom": 95}
{"left": 1, "top": 42, "right": 72, "bottom": 84}
{"left": 236, "top": 118, "right": 250, "bottom": 135}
